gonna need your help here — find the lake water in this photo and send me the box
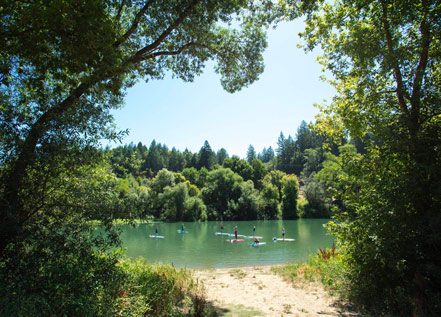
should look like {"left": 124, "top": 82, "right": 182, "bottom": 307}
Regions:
{"left": 119, "top": 219, "right": 332, "bottom": 268}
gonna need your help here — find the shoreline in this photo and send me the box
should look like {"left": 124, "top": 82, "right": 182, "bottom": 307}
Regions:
{"left": 193, "top": 265, "right": 357, "bottom": 317}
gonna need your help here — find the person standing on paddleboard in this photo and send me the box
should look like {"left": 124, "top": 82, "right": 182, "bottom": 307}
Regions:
{"left": 155, "top": 226, "right": 159, "bottom": 236}
{"left": 234, "top": 225, "right": 238, "bottom": 240}
{"left": 282, "top": 227, "right": 286, "bottom": 241}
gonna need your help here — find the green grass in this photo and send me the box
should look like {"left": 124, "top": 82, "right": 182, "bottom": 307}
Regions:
{"left": 272, "top": 247, "right": 347, "bottom": 296}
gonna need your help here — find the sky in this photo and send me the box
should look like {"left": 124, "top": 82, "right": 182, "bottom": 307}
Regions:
{"left": 111, "top": 20, "right": 335, "bottom": 158}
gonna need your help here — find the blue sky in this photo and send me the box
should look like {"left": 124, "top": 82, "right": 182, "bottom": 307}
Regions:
{"left": 111, "top": 20, "right": 335, "bottom": 157}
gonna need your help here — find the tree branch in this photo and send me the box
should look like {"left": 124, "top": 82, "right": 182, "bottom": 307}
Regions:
{"left": 113, "top": 0, "right": 157, "bottom": 48}
{"left": 129, "top": 0, "right": 201, "bottom": 63}
{"left": 410, "top": 0, "right": 431, "bottom": 123}
{"left": 380, "top": 0, "right": 409, "bottom": 115}
{"left": 2, "top": 0, "right": 202, "bottom": 231}
{"left": 115, "top": 0, "right": 126, "bottom": 23}
{"left": 142, "top": 42, "right": 196, "bottom": 60}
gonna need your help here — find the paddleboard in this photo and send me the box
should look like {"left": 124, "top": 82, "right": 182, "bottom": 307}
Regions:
{"left": 272, "top": 237, "right": 295, "bottom": 242}
{"left": 177, "top": 230, "right": 188, "bottom": 234}
{"left": 251, "top": 242, "right": 266, "bottom": 247}
{"left": 215, "top": 232, "right": 230, "bottom": 236}
{"left": 245, "top": 235, "right": 263, "bottom": 239}
{"left": 149, "top": 235, "right": 165, "bottom": 239}
{"left": 226, "top": 239, "right": 245, "bottom": 243}
{"left": 216, "top": 233, "right": 247, "bottom": 238}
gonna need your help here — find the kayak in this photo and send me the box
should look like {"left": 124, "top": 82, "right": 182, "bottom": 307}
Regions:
{"left": 226, "top": 239, "right": 245, "bottom": 243}
{"left": 149, "top": 235, "right": 165, "bottom": 239}
{"left": 177, "top": 229, "right": 188, "bottom": 234}
{"left": 272, "top": 237, "right": 295, "bottom": 242}
{"left": 251, "top": 242, "right": 266, "bottom": 247}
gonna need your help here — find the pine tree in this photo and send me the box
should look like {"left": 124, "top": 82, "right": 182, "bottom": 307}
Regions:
{"left": 198, "top": 140, "right": 216, "bottom": 170}
{"left": 246, "top": 145, "right": 256, "bottom": 163}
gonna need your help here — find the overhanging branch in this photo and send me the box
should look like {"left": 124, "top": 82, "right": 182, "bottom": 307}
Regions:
{"left": 129, "top": 0, "right": 201, "bottom": 63}
{"left": 380, "top": 0, "right": 409, "bottom": 115}
{"left": 410, "top": 0, "right": 431, "bottom": 122}
{"left": 114, "top": 0, "right": 157, "bottom": 48}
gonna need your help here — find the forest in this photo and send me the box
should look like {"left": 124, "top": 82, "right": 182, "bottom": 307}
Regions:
{"left": 1, "top": 0, "right": 440, "bottom": 316}
{"left": 103, "top": 120, "right": 349, "bottom": 222}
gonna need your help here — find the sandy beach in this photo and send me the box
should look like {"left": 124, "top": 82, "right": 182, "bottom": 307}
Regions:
{"left": 193, "top": 266, "right": 357, "bottom": 317}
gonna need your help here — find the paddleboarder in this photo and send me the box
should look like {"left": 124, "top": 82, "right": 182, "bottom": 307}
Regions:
{"left": 234, "top": 225, "right": 238, "bottom": 240}
{"left": 282, "top": 227, "right": 286, "bottom": 241}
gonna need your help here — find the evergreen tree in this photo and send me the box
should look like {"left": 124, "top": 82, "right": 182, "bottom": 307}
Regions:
{"left": 197, "top": 141, "right": 216, "bottom": 170}
{"left": 246, "top": 145, "right": 256, "bottom": 163}
{"left": 216, "top": 148, "right": 229, "bottom": 165}
{"left": 276, "top": 132, "right": 286, "bottom": 156}
{"left": 144, "top": 140, "right": 164, "bottom": 175}
{"left": 258, "top": 147, "right": 275, "bottom": 163}
{"left": 168, "top": 147, "right": 185, "bottom": 172}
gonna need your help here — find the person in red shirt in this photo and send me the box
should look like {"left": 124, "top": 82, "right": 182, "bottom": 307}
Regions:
{"left": 234, "top": 225, "right": 238, "bottom": 240}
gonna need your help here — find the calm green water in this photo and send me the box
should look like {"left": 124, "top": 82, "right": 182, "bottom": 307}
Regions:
{"left": 119, "top": 220, "right": 332, "bottom": 268}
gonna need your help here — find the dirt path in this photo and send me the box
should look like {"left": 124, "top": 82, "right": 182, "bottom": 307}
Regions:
{"left": 194, "top": 266, "right": 356, "bottom": 317}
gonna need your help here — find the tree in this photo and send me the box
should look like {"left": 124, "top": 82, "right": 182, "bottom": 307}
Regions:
{"left": 303, "top": 179, "right": 330, "bottom": 218}
{"left": 168, "top": 147, "right": 185, "bottom": 172}
{"left": 201, "top": 167, "right": 243, "bottom": 220}
{"left": 246, "top": 145, "right": 256, "bottom": 163}
{"left": 197, "top": 140, "right": 216, "bottom": 170}
{"left": 159, "top": 183, "right": 188, "bottom": 221}
{"left": 230, "top": 181, "right": 260, "bottom": 220}
{"left": 301, "top": 148, "right": 324, "bottom": 179}
{"left": 296, "top": 0, "right": 441, "bottom": 313}
{"left": 281, "top": 174, "right": 299, "bottom": 219}
{"left": 258, "top": 146, "right": 275, "bottom": 163}
{"left": 259, "top": 183, "right": 280, "bottom": 220}
{"left": 0, "top": 0, "right": 272, "bottom": 256}
{"left": 263, "top": 170, "right": 286, "bottom": 204}
{"left": 144, "top": 140, "right": 166, "bottom": 175}
{"left": 250, "top": 159, "right": 267, "bottom": 189}
{"left": 216, "top": 148, "right": 229, "bottom": 165}
{"left": 223, "top": 156, "right": 253, "bottom": 181}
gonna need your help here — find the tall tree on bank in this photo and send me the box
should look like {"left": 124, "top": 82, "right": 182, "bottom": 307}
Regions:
{"left": 294, "top": 0, "right": 441, "bottom": 314}
{"left": 197, "top": 140, "right": 216, "bottom": 170}
{"left": 246, "top": 145, "right": 256, "bottom": 163}
{"left": 281, "top": 174, "right": 299, "bottom": 219}
{"left": 0, "top": 1, "right": 273, "bottom": 256}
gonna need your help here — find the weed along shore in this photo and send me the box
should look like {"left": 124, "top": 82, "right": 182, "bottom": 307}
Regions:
{"left": 193, "top": 265, "right": 357, "bottom": 317}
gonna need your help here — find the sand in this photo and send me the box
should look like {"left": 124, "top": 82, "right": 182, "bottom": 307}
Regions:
{"left": 193, "top": 266, "right": 357, "bottom": 317}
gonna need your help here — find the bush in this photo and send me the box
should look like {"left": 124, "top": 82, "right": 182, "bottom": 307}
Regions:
{"left": 273, "top": 247, "right": 347, "bottom": 295}
{"left": 0, "top": 224, "right": 124, "bottom": 316}
{"left": 117, "top": 259, "right": 207, "bottom": 317}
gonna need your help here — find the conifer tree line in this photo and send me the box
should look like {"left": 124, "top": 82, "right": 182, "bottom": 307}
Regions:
{"left": 106, "top": 120, "right": 357, "bottom": 221}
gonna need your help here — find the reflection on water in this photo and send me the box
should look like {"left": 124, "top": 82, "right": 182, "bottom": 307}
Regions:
{"left": 119, "top": 219, "right": 333, "bottom": 268}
